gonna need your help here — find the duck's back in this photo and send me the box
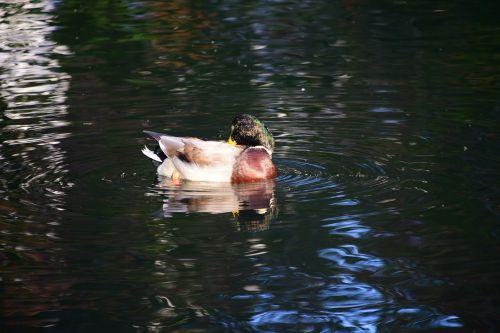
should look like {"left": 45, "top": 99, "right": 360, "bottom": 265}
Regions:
{"left": 169, "top": 139, "right": 241, "bottom": 182}
{"left": 231, "top": 147, "right": 276, "bottom": 183}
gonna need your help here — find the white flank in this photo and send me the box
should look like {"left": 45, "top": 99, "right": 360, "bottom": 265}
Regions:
{"left": 157, "top": 159, "right": 176, "bottom": 177}
{"left": 172, "top": 157, "right": 234, "bottom": 182}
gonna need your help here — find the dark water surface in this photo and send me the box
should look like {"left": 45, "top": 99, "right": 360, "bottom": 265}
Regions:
{"left": 1, "top": 0, "right": 499, "bottom": 332}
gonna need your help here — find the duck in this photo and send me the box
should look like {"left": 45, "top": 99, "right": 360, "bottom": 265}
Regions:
{"left": 141, "top": 114, "right": 276, "bottom": 183}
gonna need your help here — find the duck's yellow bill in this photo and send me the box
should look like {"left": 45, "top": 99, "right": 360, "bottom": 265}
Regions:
{"left": 228, "top": 136, "right": 236, "bottom": 146}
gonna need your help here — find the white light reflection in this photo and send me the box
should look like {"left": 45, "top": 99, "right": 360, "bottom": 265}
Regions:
{"left": 0, "top": 0, "right": 72, "bottom": 212}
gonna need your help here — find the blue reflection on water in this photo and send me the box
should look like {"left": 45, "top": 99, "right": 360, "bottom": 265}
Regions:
{"left": 322, "top": 217, "right": 371, "bottom": 239}
{"left": 318, "top": 245, "right": 384, "bottom": 273}
{"left": 223, "top": 179, "right": 464, "bottom": 332}
{"left": 247, "top": 272, "right": 384, "bottom": 331}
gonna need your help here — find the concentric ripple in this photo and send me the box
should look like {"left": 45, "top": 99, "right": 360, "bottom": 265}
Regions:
{"left": 275, "top": 155, "right": 396, "bottom": 208}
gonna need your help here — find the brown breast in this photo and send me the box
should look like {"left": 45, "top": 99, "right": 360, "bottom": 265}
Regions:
{"left": 231, "top": 147, "right": 276, "bottom": 183}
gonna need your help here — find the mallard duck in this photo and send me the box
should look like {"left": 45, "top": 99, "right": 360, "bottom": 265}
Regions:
{"left": 142, "top": 114, "right": 276, "bottom": 183}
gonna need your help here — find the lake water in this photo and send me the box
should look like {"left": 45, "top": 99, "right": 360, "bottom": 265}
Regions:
{"left": 1, "top": 0, "right": 499, "bottom": 332}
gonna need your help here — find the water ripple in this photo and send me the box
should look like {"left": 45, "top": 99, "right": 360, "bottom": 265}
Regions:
{"left": 318, "top": 245, "right": 385, "bottom": 273}
{"left": 0, "top": 0, "right": 72, "bottom": 213}
{"left": 322, "top": 217, "right": 371, "bottom": 239}
{"left": 0, "top": 3, "right": 71, "bottom": 326}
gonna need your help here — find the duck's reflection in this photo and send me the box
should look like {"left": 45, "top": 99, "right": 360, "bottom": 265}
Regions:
{"left": 154, "top": 178, "right": 278, "bottom": 231}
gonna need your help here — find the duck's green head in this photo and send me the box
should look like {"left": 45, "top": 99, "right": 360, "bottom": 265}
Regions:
{"left": 228, "top": 114, "right": 275, "bottom": 152}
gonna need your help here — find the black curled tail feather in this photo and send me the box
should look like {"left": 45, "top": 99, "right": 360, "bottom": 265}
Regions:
{"left": 154, "top": 145, "right": 167, "bottom": 162}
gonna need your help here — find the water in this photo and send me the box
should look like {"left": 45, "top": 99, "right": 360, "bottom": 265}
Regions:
{"left": 1, "top": 0, "right": 499, "bottom": 332}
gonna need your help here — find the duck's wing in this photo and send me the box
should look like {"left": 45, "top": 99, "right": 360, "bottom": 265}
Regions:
{"left": 143, "top": 130, "right": 185, "bottom": 157}
{"left": 173, "top": 139, "right": 242, "bottom": 182}
{"left": 180, "top": 138, "right": 241, "bottom": 164}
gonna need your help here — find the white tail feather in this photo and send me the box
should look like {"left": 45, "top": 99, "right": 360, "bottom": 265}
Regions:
{"left": 141, "top": 146, "right": 162, "bottom": 162}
